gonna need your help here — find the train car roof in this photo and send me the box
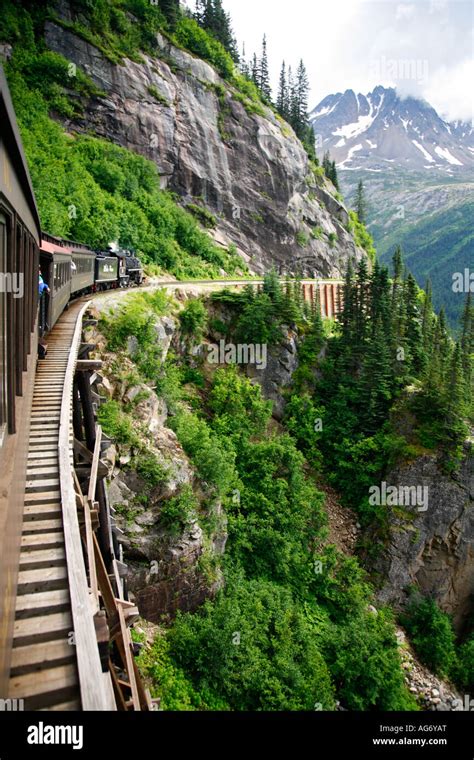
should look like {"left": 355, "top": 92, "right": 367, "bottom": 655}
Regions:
{"left": 42, "top": 231, "right": 96, "bottom": 255}
{"left": 0, "top": 64, "right": 41, "bottom": 243}
{"left": 40, "top": 237, "right": 72, "bottom": 256}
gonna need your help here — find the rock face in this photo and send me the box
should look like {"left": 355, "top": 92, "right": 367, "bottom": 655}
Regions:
{"left": 43, "top": 4, "right": 366, "bottom": 275}
{"left": 246, "top": 329, "right": 299, "bottom": 420}
{"left": 374, "top": 444, "right": 474, "bottom": 632}
{"left": 86, "top": 300, "right": 226, "bottom": 621}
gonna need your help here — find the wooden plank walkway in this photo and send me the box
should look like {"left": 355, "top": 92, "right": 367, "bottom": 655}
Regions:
{"left": 8, "top": 305, "right": 84, "bottom": 710}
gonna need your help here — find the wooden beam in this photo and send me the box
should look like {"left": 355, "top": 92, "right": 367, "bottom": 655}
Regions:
{"left": 87, "top": 425, "right": 102, "bottom": 504}
{"left": 76, "top": 360, "right": 103, "bottom": 372}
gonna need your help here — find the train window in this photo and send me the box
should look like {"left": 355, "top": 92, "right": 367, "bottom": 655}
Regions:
{"left": 0, "top": 212, "right": 8, "bottom": 446}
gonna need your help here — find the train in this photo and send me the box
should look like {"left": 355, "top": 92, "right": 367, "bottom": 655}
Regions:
{"left": 0, "top": 63, "right": 143, "bottom": 694}
{"left": 39, "top": 233, "right": 144, "bottom": 337}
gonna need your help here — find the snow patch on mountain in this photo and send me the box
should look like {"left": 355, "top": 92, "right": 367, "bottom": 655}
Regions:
{"left": 412, "top": 140, "right": 434, "bottom": 163}
{"left": 434, "top": 146, "right": 463, "bottom": 166}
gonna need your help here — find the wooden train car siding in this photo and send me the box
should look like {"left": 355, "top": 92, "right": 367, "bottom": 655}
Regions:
{"left": 0, "top": 64, "right": 41, "bottom": 697}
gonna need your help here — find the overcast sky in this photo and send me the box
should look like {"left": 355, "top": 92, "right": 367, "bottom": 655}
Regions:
{"left": 184, "top": 0, "right": 473, "bottom": 122}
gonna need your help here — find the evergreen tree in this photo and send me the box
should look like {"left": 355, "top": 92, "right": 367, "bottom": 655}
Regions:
{"left": 240, "top": 43, "right": 249, "bottom": 77}
{"left": 355, "top": 179, "right": 367, "bottom": 224}
{"left": 281, "top": 276, "right": 300, "bottom": 324}
{"left": 263, "top": 267, "right": 282, "bottom": 305}
{"left": 195, "top": 0, "right": 239, "bottom": 61}
{"left": 160, "top": 0, "right": 180, "bottom": 30}
{"left": 330, "top": 160, "right": 339, "bottom": 191}
{"left": 353, "top": 257, "right": 369, "bottom": 357}
{"left": 251, "top": 53, "right": 259, "bottom": 88}
{"left": 404, "top": 273, "right": 426, "bottom": 375}
{"left": 390, "top": 247, "right": 409, "bottom": 384}
{"left": 360, "top": 316, "right": 393, "bottom": 434}
{"left": 259, "top": 35, "right": 272, "bottom": 101}
{"left": 460, "top": 292, "right": 473, "bottom": 412}
{"left": 340, "top": 259, "right": 355, "bottom": 352}
{"left": 277, "top": 61, "right": 288, "bottom": 119}
{"left": 443, "top": 342, "right": 467, "bottom": 455}
{"left": 421, "top": 279, "right": 435, "bottom": 356}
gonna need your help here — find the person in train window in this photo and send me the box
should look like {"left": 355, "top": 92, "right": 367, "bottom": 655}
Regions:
{"left": 38, "top": 268, "right": 50, "bottom": 353}
{"left": 38, "top": 269, "right": 50, "bottom": 297}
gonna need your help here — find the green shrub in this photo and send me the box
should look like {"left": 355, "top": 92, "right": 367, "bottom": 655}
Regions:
{"left": 160, "top": 486, "right": 198, "bottom": 535}
{"left": 167, "top": 578, "right": 335, "bottom": 711}
{"left": 322, "top": 609, "right": 417, "bottom": 710}
{"left": 147, "top": 84, "right": 170, "bottom": 106}
{"left": 179, "top": 299, "right": 208, "bottom": 342}
{"left": 401, "top": 597, "right": 457, "bottom": 677}
{"left": 296, "top": 231, "right": 309, "bottom": 247}
{"left": 133, "top": 451, "right": 168, "bottom": 487}
{"left": 97, "top": 401, "right": 137, "bottom": 446}
{"left": 454, "top": 635, "right": 474, "bottom": 690}
{"left": 186, "top": 204, "right": 217, "bottom": 229}
{"left": 173, "top": 17, "right": 234, "bottom": 79}
{"left": 172, "top": 411, "right": 236, "bottom": 497}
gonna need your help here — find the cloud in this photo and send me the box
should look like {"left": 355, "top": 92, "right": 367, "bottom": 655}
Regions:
{"left": 205, "top": 0, "right": 472, "bottom": 121}
{"left": 395, "top": 3, "right": 416, "bottom": 20}
{"left": 424, "top": 59, "right": 474, "bottom": 122}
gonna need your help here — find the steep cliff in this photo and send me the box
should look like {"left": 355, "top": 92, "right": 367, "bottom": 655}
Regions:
{"left": 374, "top": 445, "right": 474, "bottom": 633}
{"left": 39, "top": 2, "right": 366, "bottom": 275}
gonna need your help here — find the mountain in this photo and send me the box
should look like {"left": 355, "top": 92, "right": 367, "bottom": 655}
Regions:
{"left": 310, "top": 85, "right": 474, "bottom": 172}
{"left": 311, "top": 86, "right": 474, "bottom": 327}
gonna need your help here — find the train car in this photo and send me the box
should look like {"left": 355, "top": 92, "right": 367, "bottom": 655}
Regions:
{"left": 0, "top": 64, "right": 42, "bottom": 694}
{"left": 71, "top": 245, "right": 95, "bottom": 296}
{"left": 39, "top": 235, "right": 72, "bottom": 332}
{"left": 95, "top": 254, "right": 119, "bottom": 290}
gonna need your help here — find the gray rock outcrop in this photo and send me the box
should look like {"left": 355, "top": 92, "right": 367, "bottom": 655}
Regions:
{"left": 374, "top": 444, "right": 474, "bottom": 632}
{"left": 43, "top": 6, "right": 366, "bottom": 276}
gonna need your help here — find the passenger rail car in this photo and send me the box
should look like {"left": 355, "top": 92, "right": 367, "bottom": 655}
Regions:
{"left": 0, "top": 65, "right": 42, "bottom": 694}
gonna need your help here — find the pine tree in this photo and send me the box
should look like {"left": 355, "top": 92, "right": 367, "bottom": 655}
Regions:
{"left": 159, "top": 0, "right": 180, "bottom": 30}
{"left": 240, "top": 43, "right": 249, "bottom": 77}
{"left": 460, "top": 292, "right": 473, "bottom": 412}
{"left": 360, "top": 315, "right": 393, "bottom": 434}
{"left": 391, "top": 246, "right": 408, "bottom": 383}
{"left": 340, "top": 259, "right": 355, "bottom": 351}
{"left": 353, "top": 257, "right": 369, "bottom": 357}
{"left": 421, "top": 279, "right": 435, "bottom": 356}
{"left": 277, "top": 61, "right": 288, "bottom": 119}
{"left": 195, "top": 0, "right": 239, "bottom": 61}
{"left": 259, "top": 35, "right": 272, "bottom": 101}
{"left": 263, "top": 267, "right": 282, "bottom": 304}
{"left": 294, "top": 60, "right": 310, "bottom": 133}
{"left": 330, "top": 160, "right": 339, "bottom": 191}
{"left": 251, "top": 53, "right": 259, "bottom": 88}
{"left": 280, "top": 276, "right": 299, "bottom": 324}
{"left": 355, "top": 179, "right": 367, "bottom": 223}
{"left": 443, "top": 342, "right": 467, "bottom": 458}
{"left": 404, "top": 273, "right": 426, "bottom": 375}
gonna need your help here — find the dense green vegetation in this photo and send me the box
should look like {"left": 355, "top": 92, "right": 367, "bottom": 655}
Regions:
{"left": 378, "top": 200, "right": 474, "bottom": 330}
{"left": 401, "top": 595, "right": 474, "bottom": 690}
{"left": 95, "top": 278, "right": 416, "bottom": 711}
{"left": 97, "top": 260, "right": 473, "bottom": 710}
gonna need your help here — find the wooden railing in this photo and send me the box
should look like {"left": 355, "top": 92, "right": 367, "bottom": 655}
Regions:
{"left": 59, "top": 301, "right": 116, "bottom": 709}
